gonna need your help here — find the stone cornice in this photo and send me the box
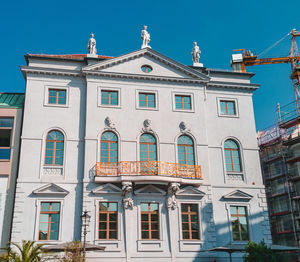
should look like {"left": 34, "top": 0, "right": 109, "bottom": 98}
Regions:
{"left": 82, "top": 70, "right": 208, "bottom": 84}
{"left": 20, "top": 66, "right": 259, "bottom": 91}
{"left": 20, "top": 66, "right": 82, "bottom": 78}
{"left": 207, "top": 81, "right": 260, "bottom": 90}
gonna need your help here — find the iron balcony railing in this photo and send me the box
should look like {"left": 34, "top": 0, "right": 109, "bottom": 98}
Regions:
{"left": 95, "top": 161, "right": 202, "bottom": 179}
{"left": 277, "top": 99, "right": 300, "bottom": 126}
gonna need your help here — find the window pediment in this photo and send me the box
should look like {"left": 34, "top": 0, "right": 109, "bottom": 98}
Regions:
{"left": 222, "top": 190, "right": 253, "bottom": 201}
{"left": 135, "top": 185, "right": 166, "bottom": 196}
{"left": 177, "top": 186, "right": 205, "bottom": 198}
{"left": 32, "top": 183, "right": 69, "bottom": 196}
{"left": 92, "top": 183, "right": 122, "bottom": 194}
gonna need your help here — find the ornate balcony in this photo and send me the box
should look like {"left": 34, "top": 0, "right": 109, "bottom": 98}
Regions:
{"left": 95, "top": 161, "right": 202, "bottom": 185}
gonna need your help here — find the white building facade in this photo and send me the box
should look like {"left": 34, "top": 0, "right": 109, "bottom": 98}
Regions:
{"left": 11, "top": 47, "right": 271, "bottom": 261}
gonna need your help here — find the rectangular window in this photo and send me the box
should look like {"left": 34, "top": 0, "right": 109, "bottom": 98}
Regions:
{"left": 141, "top": 203, "right": 159, "bottom": 240}
{"left": 101, "top": 90, "right": 118, "bottom": 106}
{"left": 230, "top": 206, "right": 249, "bottom": 241}
{"left": 175, "top": 95, "right": 191, "bottom": 110}
{"left": 0, "top": 118, "right": 14, "bottom": 160}
{"left": 139, "top": 93, "right": 155, "bottom": 108}
{"left": 220, "top": 100, "right": 236, "bottom": 116}
{"left": 39, "top": 202, "right": 61, "bottom": 240}
{"left": 99, "top": 202, "right": 118, "bottom": 240}
{"left": 181, "top": 204, "right": 200, "bottom": 240}
{"left": 48, "top": 89, "right": 66, "bottom": 105}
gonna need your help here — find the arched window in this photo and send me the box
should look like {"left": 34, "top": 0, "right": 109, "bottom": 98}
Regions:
{"left": 178, "top": 135, "right": 195, "bottom": 165}
{"left": 140, "top": 134, "right": 157, "bottom": 161}
{"left": 45, "top": 130, "right": 64, "bottom": 166}
{"left": 100, "top": 132, "right": 118, "bottom": 163}
{"left": 224, "top": 139, "right": 242, "bottom": 172}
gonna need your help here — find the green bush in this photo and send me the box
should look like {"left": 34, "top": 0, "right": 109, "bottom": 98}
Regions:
{"left": 244, "top": 240, "right": 281, "bottom": 262}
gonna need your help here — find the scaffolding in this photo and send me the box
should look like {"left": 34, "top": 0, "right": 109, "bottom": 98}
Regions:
{"left": 259, "top": 100, "right": 300, "bottom": 250}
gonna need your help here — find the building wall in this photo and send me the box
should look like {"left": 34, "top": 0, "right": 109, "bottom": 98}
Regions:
{"left": 0, "top": 106, "right": 23, "bottom": 247}
{"left": 11, "top": 50, "right": 271, "bottom": 261}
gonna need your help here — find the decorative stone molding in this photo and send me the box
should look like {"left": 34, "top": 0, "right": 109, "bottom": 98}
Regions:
{"left": 43, "top": 167, "right": 63, "bottom": 176}
{"left": 105, "top": 117, "right": 115, "bottom": 129}
{"left": 142, "top": 119, "right": 153, "bottom": 133}
{"left": 226, "top": 173, "right": 244, "bottom": 181}
{"left": 32, "top": 183, "right": 69, "bottom": 196}
{"left": 222, "top": 189, "right": 253, "bottom": 201}
{"left": 122, "top": 182, "right": 133, "bottom": 209}
{"left": 179, "top": 121, "right": 190, "bottom": 133}
{"left": 166, "top": 183, "right": 180, "bottom": 210}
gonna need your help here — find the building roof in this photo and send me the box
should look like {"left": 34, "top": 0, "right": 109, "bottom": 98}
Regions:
{"left": 25, "top": 54, "right": 113, "bottom": 61}
{"left": 0, "top": 93, "right": 25, "bottom": 108}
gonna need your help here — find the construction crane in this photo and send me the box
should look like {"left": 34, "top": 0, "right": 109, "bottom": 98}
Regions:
{"left": 231, "top": 29, "right": 300, "bottom": 112}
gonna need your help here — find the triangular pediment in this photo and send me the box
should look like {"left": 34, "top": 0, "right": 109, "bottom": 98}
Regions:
{"left": 83, "top": 48, "right": 209, "bottom": 81}
{"left": 32, "top": 183, "right": 69, "bottom": 196}
{"left": 223, "top": 190, "right": 253, "bottom": 201}
{"left": 92, "top": 183, "right": 122, "bottom": 194}
{"left": 177, "top": 186, "right": 205, "bottom": 198}
{"left": 135, "top": 185, "right": 166, "bottom": 196}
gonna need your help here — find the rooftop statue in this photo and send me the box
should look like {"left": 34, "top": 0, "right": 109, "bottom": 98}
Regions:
{"left": 191, "top": 42, "right": 201, "bottom": 64}
{"left": 88, "top": 33, "right": 97, "bottom": 55}
{"left": 141, "top": 25, "right": 151, "bottom": 49}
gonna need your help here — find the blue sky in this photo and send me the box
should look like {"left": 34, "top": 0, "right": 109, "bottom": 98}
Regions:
{"left": 1, "top": 0, "right": 300, "bottom": 130}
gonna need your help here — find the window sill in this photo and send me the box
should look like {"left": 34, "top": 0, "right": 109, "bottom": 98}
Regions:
{"left": 94, "top": 240, "right": 122, "bottom": 252}
{"left": 136, "top": 106, "right": 158, "bottom": 111}
{"left": 173, "top": 109, "right": 194, "bottom": 113}
{"left": 44, "top": 104, "right": 69, "bottom": 108}
{"left": 218, "top": 114, "right": 239, "bottom": 118}
{"left": 137, "top": 240, "right": 164, "bottom": 252}
{"left": 98, "top": 104, "right": 121, "bottom": 109}
{"left": 179, "top": 240, "right": 203, "bottom": 252}
{"left": 36, "top": 240, "right": 63, "bottom": 243}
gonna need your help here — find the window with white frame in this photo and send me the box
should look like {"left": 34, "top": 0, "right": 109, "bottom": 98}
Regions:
{"left": 175, "top": 95, "right": 191, "bottom": 110}
{"left": 101, "top": 90, "right": 118, "bottom": 106}
{"left": 44, "top": 130, "right": 64, "bottom": 166}
{"left": 181, "top": 203, "right": 200, "bottom": 240}
{"left": 38, "top": 202, "right": 61, "bottom": 240}
{"left": 224, "top": 139, "right": 242, "bottom": 173}
{"left": 139, "top": 92, "right": 156, "bottom": 108}
{"left": 98, "top": 202, "right": 118, "bottom": 240}
{"left": 140, "top": 203, "right": 159, "bottom": 240}
{"left": 217, "top": 98, "right": 238, "bottom": 117}
{"left": 48, "top": 89, "right": 66, "bottom": 105}
{"left": 173, "top": 92, "right": 194, "bottom": 112}
{"left": 45, "top": 86, "right": 68, "bottom": 107}
{"left": 230, "top": 206, "right": 249, "bottom": 241}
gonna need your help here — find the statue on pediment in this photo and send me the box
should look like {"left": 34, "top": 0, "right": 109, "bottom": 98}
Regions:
{"left": 141, "top": 25, "right": 151, "bottom": 49}
{"left": 191, "top": 42, "right": 201, "bottom": 64}
{"left": 88, "top": 33, "right": 97, "bottom": 55}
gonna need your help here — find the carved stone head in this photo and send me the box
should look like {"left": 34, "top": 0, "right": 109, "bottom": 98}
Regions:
{"left": 105, "top": 117, "right": 115, "bottom": 129}
{"left": 179, "top": 121, "right": 189, "bottom": 132}
{"left": 144, "top": 119, "right": 151, "bottom": 128}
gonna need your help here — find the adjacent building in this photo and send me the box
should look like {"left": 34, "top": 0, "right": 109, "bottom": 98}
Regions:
{"left": 259, "top": 100, "right": 300, "bottom": 249}
{"left": 0, "top": 93, "right": 24, "bottom": 247}
{"left": 11, "top": 45, "right": 271, "bottom": 261}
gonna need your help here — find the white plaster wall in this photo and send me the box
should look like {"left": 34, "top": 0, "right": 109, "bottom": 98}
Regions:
{"left": 12, "top": 52, "right": 270, "bottom": 262}
{"left": 11, "top": 73, "right": 86, "bottom": 242}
